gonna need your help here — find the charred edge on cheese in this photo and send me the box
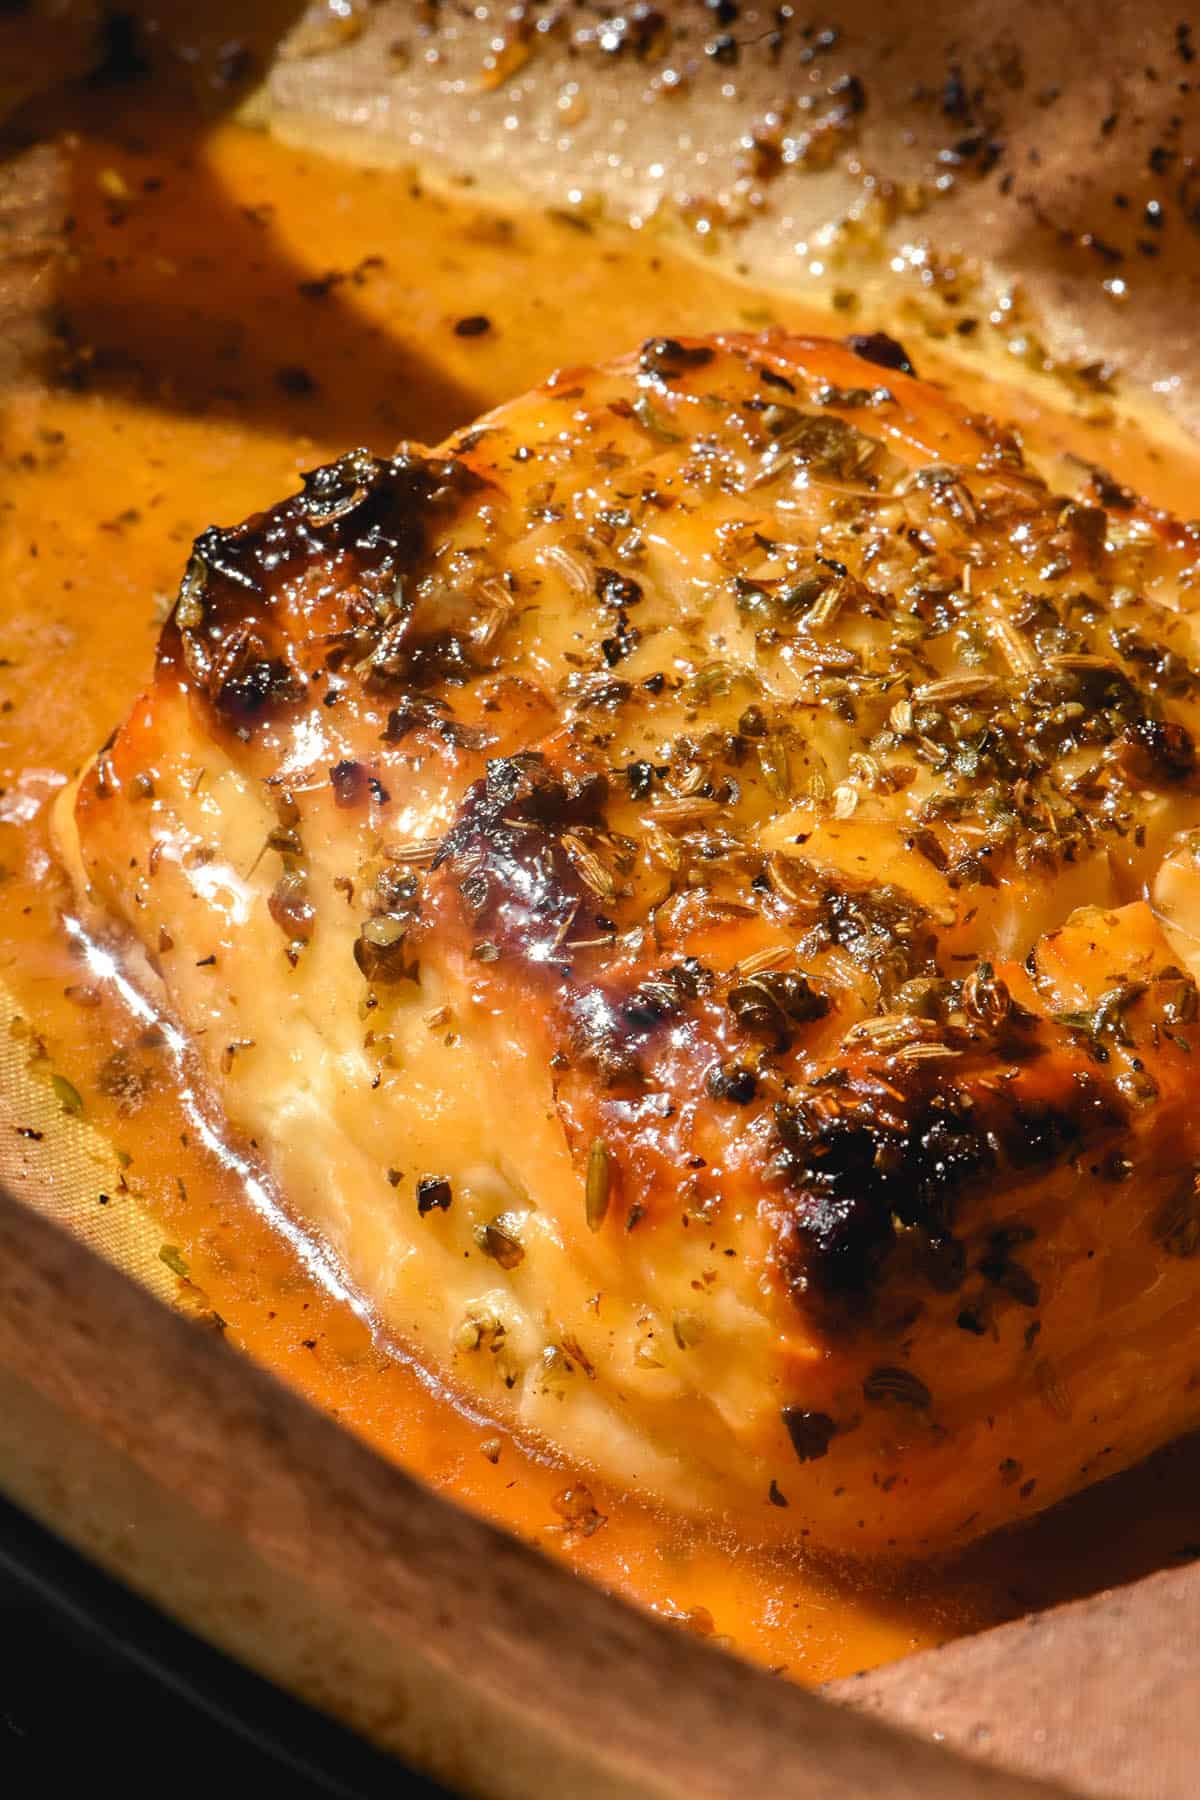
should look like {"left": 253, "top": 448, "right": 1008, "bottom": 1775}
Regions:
{"left": 159, "top": 448, "right": 485, "bottom": 729}
{"left": 772, "top": 1053, "right": 1125, "bottom": 1306}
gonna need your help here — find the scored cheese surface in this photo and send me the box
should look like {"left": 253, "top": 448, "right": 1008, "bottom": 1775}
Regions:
{"left": 68, "top": 329, "right": 1200, "bottom": 1551}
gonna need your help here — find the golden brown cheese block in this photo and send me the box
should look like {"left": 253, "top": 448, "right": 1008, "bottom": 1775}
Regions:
{"left": 66, "top": 331, "right": 1200, "bottom": 1551}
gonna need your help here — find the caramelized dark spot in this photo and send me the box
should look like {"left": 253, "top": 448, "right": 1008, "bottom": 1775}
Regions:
{"left": 624, "top": 759, "right": 655, "bottom": 799}
{"left": 595, "top": 567, "right": 644, "bottom": 609}
{"left": 601, "top": 614, "right": 641, "bottom": 666}
{"left": 706, "top": 1061, "right": 759, "bottom": 1104}
{"left": 216, "top": 652, "right": 303, "bottom": 721}
{"left": 773, "top": 1054, "right": 1125, "bottom": 1305}
{"left": 330, "top": 759, "right": 368, "bottom": 808}
{"left": 161, "top": 448, "right": 484, "bottom": 729}
{"left": 384, "top": 695, "right": 488, "bottom": 749}
{"left": 639, "top": 337, "right": 716, "bottom": 379}
{"left": 434, "top": 754, "right": 608, "bottom": 963}
{"left": 781, "top": 1406, "right": 837, "bottom": 1462}
{"left": 416, "top": 1176, "right": 453, "bottom": 1215}
{"left": 1123, "top": 715, "right": 1197, "bottom": 783}
{"left": 846, "top": 331, "right": 916, "bottom": 375}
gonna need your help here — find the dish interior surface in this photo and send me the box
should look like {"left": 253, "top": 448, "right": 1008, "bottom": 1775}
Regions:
{"left": 5, "top": 82, "right": 1200, "bottom": 1683}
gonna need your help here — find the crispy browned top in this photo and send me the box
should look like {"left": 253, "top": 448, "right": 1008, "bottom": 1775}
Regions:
{"left": 133, "top": 331, "right": 1200, "bottom": 1324}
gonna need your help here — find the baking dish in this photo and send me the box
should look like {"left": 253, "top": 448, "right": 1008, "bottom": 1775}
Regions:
{"left": 3, "top": 4, "right": 1200, "bottom": 1792}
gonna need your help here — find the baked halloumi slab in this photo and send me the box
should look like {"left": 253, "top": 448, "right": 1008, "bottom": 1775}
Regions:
{"left": 67, "top": 333, "right": 1200, "bottom": 1550}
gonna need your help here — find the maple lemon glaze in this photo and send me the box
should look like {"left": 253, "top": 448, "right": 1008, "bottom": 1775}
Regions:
{"left": 62, "top": 323, "right": 1200, "bottom": 1553}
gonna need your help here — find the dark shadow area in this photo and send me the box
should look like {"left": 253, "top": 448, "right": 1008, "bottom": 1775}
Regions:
{"left": 0, "top": 1489, "right": 445, "bottom": 1796}
{"left": 935, "top": 1422, "right": 1200, "bottom": 1620}
{"left": 3, "top": 6, "right": 480, "bottom": 450}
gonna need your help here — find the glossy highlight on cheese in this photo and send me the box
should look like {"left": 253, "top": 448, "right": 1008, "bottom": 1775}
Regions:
{"left": 68, "top": 329, "right": 1200, "bottom": 1551}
